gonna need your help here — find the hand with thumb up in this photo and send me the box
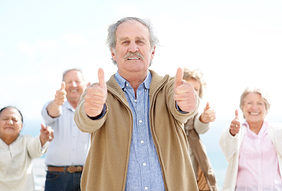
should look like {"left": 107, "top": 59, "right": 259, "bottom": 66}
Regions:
{"left": 84, "top": 68, "right": 108, "bottom": 118}
{"left": 229, "top": 109, "right": 241, "bottom": 136}
{"left": 54, "top": 81, "right": 67, "bottom": 106}
{"left": 199, "top": 102, "right": 216, "bottom": 123}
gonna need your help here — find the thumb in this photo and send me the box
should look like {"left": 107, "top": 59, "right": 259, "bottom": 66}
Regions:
{"left": 41, "top": 123, "right": 47, "bottom": 130}
{"left": 235, "top": 109, "right": 239, "bottom": 120}
{"left": 87, "top": 82, "right": 91, "bottom": 87}
{"left": 204, "top": 102, "right": 210, "bottom": 111}
{"left": 98, "top": 68, "right": 106, "bottom": 89}
{"left": 174, "top": 67, "right": 183, "bottom": 89}
{"left": 60, "top": 81, "right": 66, "bottom": 91}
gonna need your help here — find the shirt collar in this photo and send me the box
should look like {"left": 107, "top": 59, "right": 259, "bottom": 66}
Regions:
{"left": 242, "top": 120, "right": 268, "bottom": 138}
{"left": 114, "top": 71, "right": 152, "bottom": 90}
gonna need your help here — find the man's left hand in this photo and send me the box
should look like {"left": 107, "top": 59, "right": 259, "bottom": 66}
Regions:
{"left": 173, "top": 67, "right": 197, "bottom": 113}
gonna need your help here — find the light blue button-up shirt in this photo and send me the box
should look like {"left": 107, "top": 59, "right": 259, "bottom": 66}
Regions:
{"left": 41, "top": 101, "right": 91, "bottom": 166}
{"left": 115, "top": 72, "right": 165, "bottom": 191}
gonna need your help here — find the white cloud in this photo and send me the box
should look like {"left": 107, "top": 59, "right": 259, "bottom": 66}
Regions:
{"left": 61, "top": 33, "right": 88, "bottom": 46}
{"left": 16, "top": 41, "right": 35, "bottom": 57}
{"left": 36, "top": 39, "right": 59, "bottom": 49}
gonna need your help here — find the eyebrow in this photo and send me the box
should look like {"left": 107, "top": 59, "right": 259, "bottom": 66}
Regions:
{"left": 119, "top": 37, "right": 146, "bottom": 41}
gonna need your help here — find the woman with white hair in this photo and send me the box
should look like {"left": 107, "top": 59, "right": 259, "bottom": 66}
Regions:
{"left": 220, "top": 87, "right": 282, "bottom": 190}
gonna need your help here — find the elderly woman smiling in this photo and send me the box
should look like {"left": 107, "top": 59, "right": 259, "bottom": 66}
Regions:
{"left": 219, "top": 87, "right": 282, "bottom": 190}
{"left": 0, "top": 106, "right": 54, "bottom": 191}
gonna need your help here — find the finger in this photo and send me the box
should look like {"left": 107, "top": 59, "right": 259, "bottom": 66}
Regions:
{"left": 98, "top": 68, "right": 106, "bottom": 89}
{"left": 60, "top": 81, "right": 66, "bottom": 91}
{"left": 41, "top": 123, "right": 47, "bottom": 130}
{"left": 204, "top": 102, "right": 210, "bottom": 111}
{"left": 174, "top": 67, "right": 183, "bottom": 89}
{"left": 235, "top": 109, "right": 239, "bottom": 120}
{"left": 87, "top": 82, "right": 91, "bottom": 87}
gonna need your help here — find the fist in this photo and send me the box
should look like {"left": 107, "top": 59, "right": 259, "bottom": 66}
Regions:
{"left": 54, "top": 82, "right": 67, "bottom": 106}
{"left": 200, "top": 102, "right": 216, "bottom": 123}
{"left": 173, "top": 67, "right": 197, "bottom": 112}
{"left": 84, "top": 68, "right": 107, "bottom": 117}
{"left": 229, "top": 109, "right": 240, "bottom": 136}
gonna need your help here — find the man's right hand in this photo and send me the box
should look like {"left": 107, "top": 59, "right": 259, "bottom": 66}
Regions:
{"left": 229, "top": 109, "right": 241, "bottom": 136}
{"left": 54, "top": 82, "right": 67, "bottom": 106}
{"left": 84, "top": 68, "right": 107, "bottom": 117}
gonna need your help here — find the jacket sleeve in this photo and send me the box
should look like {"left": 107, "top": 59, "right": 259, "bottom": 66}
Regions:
{"left": 219, "top": 126, "right": 241, "bottom": 162}
{"left": 194, "top": 113, "right": 210, "bottom": 134}
{"left": 167, "top": 78, "right": 200, "bottom": 124}
{"left": 74, "top": 88, "right": 108, "bottom": 134}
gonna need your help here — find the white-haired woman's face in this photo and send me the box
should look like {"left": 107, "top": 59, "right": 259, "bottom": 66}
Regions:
{"left": 242, "top": 93, "right": 266, "bottom": 124}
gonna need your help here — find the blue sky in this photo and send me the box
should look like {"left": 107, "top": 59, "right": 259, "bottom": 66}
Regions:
{"left": 1, "top": 0, "right": 282, "bottom": 122}
{"left": 1, "top": 0, "right": 282, "bottom": 188}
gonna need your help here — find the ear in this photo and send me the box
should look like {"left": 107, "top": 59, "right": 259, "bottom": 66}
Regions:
{"left": 111, "top": 47, "right": 116, "bottom": 61}
{"left": 150, "top": 46, "right": 156, "bottom": 60}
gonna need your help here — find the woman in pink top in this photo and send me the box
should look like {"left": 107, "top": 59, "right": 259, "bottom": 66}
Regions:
{"left": 219, "top": 87, "right": 282, "bottom": 191}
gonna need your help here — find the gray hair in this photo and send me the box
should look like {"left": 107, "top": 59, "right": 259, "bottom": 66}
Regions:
{"left": 106, "top": 17, "right": 159, "bottom": 65}
{"left": 62, "top": 68, "right": 84, "bottom": 81}
{"left": 183, "top": 67, "right": 206, "bottom": 99}
{"left": 239, "top": 87, "right": 271, "bottom": 118}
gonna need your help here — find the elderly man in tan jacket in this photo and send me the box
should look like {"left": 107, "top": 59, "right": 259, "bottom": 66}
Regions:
{"left": 74, "top": 17, "right": 200, "bottom": 191}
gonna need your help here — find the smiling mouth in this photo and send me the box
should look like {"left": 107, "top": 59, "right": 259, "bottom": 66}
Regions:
{"left": 250, "top": 112, "right": 260, "bottom": 115}
{"left": 127, "top": 57, "right": 140, "bottom": 60}
{"left": 70, "top": 90, "right": 78, "bottom": 92}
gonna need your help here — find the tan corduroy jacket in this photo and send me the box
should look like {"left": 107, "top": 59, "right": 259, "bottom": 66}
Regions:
{"left": 74, "top": 70, "right": 200, "bottom": 191}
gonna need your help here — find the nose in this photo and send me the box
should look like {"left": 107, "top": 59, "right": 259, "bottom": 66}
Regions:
{"left": 7, "top": 119, "right": 13, "bottom": 125}
{"left": 128, "top": 43, "right": 138, "bottom": 53}
{"left": 71, "top": 81, "right": 77, "bottom": 87}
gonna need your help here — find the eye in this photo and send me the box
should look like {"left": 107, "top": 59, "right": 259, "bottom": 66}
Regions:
{"left": 137, "top": 40, "right": 144, "bottom": 44}
{"left": 122, "top": 41, "right": 129, "bottom": 44}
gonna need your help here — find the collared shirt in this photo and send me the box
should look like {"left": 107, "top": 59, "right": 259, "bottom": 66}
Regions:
{"left": 41, "top": 101, "right": 91, "bottom": 166}
{"left": 115, "top": 71, "right": 165, "bottom": 191}
{"left": 236, "top": 121, "right": 282, "bottom": 191}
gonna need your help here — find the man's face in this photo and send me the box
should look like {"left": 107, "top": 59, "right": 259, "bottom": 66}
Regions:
{"left": 63, "top": 70, "right": 86, "bottom": 102}
{"left": 111, "top": 20, "right": 156, "bottom": 80}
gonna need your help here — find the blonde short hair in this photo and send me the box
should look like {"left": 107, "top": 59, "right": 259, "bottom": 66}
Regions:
{"left": 239, "top": 87, "right": 271, "bottom": 117}
{"left": 183, "top": 67, "right": 206, "bottom": 99}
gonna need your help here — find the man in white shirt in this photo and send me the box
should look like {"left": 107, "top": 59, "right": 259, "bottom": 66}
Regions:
{"left": 41, "top": 68, "right": 91, "bottom": 191}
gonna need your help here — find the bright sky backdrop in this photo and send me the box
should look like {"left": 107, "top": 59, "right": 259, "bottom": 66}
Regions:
{"left": 1, "top": 0, "right": 282, "bottom": 188}
{"left": 1, "top": 0, "right": 282, "bottom": 121}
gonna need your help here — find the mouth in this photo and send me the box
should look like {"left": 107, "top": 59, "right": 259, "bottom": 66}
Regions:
{"left": 127, "top": 57, "right": 140, "bottom": 60}
{"left": 70, "top": 90, "right": 78, "bottom": 93}
{"left": 249, "top": 112, "right": 260, "bottom": 116}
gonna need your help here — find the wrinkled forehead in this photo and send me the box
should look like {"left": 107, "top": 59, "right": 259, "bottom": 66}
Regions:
{"left": 63, "top": 70, "right": 84, "bottom": 81}
{"left": 116, "top": 20, "right": 150, "bottom": 40}
{"left": 0, "top": 107, "right": 21, "bottom": 119}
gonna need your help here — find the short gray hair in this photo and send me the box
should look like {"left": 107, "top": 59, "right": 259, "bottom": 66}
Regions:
{"left": 106, "top": 17, "right": 159, "bottom": 65}
{"left": 239, "top": 87, "right": 271, "bottom": 118}
{"left": 62, "top": 68, "right": 84, "bottom": 81}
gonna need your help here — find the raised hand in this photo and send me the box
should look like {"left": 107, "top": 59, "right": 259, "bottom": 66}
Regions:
{"left": 200, "top": 102, "right": 216, "bottom": 123}
{"left": 40, "top": 123, "right": 54, "bottom": 146}
{"left": 173, "top": 67, "right": 197, "bottom": 113}
{"left": 54, "top": 82, "right": 67, "bottom": 106}
{"left": 84, "top": 68, "right": 107, "bottom": 117}
{"left": 229, "top": 109, "right": 241, "bottom": 136}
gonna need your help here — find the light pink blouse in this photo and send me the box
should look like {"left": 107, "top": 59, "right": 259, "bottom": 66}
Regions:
{"left": 236, "top": 121, "right": 282, "bottom": 191}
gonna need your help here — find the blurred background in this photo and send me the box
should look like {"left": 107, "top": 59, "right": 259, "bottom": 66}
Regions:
{"left": 1, "top": 0, "right": 282, "bottom": 190}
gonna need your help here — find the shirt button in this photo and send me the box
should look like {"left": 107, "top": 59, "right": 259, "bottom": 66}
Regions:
{"left": 143, "top": 163, "right": 146, "bottom": 166}
{"left": 144, "top": 89, "right": 147, "bottom": 92}
{"left": 134, "top": 100, "right": 137, "bottom": 102}
{"left": 126, "top": 83, "right": 129, "bottom": 86}
{"left": 139, "top": 120, "right": 142, "bottom": 123}
{"left": 145, "top": 187, "right": 148, "bottom": 190}
{"left": 141, "top": 140, "right": 144, "bottom": 144}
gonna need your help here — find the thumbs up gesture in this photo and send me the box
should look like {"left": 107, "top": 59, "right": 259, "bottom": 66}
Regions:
{"left": 229, "top": 109, "right": 241, "bottom": 136}
{"left": 84, "top": 68, "right": 107, "bottom": 117}
{"left": 39, "top": 123, "right": 54, "bottom": 146}
{"left": 173, "top": 67, "right": 197, "bottom": 113}
{"left": 54, "top": 82, "right": 67, "bottom": 106}
{"left": 199, "top": 102, "right": 216, "bottom": 123}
